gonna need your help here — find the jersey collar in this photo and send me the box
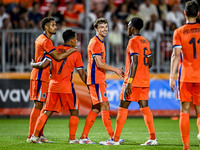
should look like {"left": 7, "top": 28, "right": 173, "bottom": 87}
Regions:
{"left": 43, "top": 32, "right": 49, "bottom": 39}
{"left": 134, "top": 34, "right": 141, "bottom": 36}
{"left": 131, "top": 34, "right": 141, "bottom": 39}
{"left": 63, "top": 44, "right": 72, "bottom": 48}
{"left": 186, "top": 22, "right": 197, "bottom": 25}
{"left": 95, "top": 35, "right": 104, "bottom": 43}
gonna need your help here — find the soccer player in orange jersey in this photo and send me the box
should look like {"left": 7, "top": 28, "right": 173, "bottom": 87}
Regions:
{"left": 27, "top": 17, "right": 77, "bottom": 143}
{"left": 100, "top": 17, "right": 157, "bottom": 146}
{"left": 30, "top": 29, "right": 87, "bottom": 144}
{"left": 170, "top": 1, "right": 200, "bottom": 150}
{"left": 79, "top": 18, "right": 124, "bottom": 144}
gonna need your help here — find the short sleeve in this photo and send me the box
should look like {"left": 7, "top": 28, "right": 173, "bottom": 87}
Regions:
{"left": 75, "top": 52, "right": 84, "bottom": 70}
{"left": 45, "top": 54, "right": 52, "bottom": 62}
{"left": 90, "top": 40, "right": 102, "bottom": 56}
{"left": 173, "top": 29, "right": 182, "bottom": 48}
{"left": 128, "top": 39, "right": 139, "bottom": 56}
{"left": 43, "top": 39, "right": 56, "bottom": 54}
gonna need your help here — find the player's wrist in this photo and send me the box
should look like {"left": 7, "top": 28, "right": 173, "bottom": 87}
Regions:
{"left": 127, "top": 78, "right": 133, "bottom": 84}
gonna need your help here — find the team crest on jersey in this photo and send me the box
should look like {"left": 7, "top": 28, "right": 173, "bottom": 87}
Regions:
{"left": 104, "top": 92, "right": 107, "bottom": 98}
{"left": 42, "top": 93, "right": 46, "bottom": 99}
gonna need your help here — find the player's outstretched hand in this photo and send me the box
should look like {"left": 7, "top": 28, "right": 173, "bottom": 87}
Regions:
{"left": 169, "top": 77, "right": 176, "bottom": 92}
{"left": 125, "top": 83, "right": 132, "bottom": 99}
{"left": 115, "top": 68, "right": 124, "bottom": 79}
{"left": 30, "top": 59, "right": 35, "bottom": 67}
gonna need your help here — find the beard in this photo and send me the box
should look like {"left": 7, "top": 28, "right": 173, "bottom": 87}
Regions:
{"left": 50, "top": 31, "right": 56, "bottom": 35}
{"left": 101, "top": 32, "right": 107, "bottom": 37}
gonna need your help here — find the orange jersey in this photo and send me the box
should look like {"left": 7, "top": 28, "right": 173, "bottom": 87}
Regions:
{"left": 87, "top": 36, "right": 106, "bottom": 85}
{"left": 173, "top": 23, "right": 200, "bottom": 82}
{"left": 30, "top": 33, "right": 55, "bottom": 82}
{"left": 124, "top": 35, "right": 151, "bottom": 87}
{"left": 48, "top": 45, "right": 83, "bottom": 93}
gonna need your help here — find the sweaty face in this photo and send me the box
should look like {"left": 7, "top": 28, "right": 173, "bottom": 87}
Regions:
{"left": 47, "top": 20, "right": 57, "bottom": 35}
{"left": 96, "top": 23, "right": 108, "bottom": 37}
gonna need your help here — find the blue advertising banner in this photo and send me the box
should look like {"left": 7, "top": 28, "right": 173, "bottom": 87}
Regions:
{"left": 106, "top": 79, "right": 180, "bottom": 110}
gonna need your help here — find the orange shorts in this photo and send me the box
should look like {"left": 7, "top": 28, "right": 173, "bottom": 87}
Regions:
{"left": 120, "top": 83, "right": 149, "bottom": 102}
{"left": 178, "top": 82, "right": 200, "bottom": 105}
{"left": 89, "top": 83, "right": 108, "bottom": 105}
{"left": 30, "top": 80, "right": 49, "bottom": 102}
{"left": 45, "top": 92, "right": 79, "bottom": 113}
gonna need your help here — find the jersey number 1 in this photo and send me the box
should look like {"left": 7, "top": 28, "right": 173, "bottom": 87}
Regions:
{"left": 189, "top": 38, "right": 200, "bottom": 59}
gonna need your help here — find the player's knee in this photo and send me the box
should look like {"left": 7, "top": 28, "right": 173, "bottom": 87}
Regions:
{"left": 138, "top": 100, "right": 148, "bottom": 108}
{"left": 119, "top": 100, "right": 130, "bottom": 109}
{"left": 101, "top": 101, "right": 110, "bottom": 111}
{"left": 180, "top": 102, "right": 190, "bottom": 113}
{"left": 44, "top": 110, "right": 53, "bottom": 117}
{"left": 181, "top": 106, "right": 190, "bottom": 113}
{"left": 70, "top": 109, "right": 79, "bottom": 116}
{"left": 34, "top": 101, "right": 43, "bottom": 110}
{"left": 92, "top": 103, "right": 101, "bottom": 113}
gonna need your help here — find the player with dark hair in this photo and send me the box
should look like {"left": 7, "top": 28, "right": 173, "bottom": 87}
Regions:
{"left": 79, "top": 18, "right": 124, "bottom": 144}
{"left": 170, "top": 1, "right": 200, "bottom": 150}
{"left": 30, "top": 29, "right": 87, "bottom": 143}
{"left": 27, "top": 17, "right": 77, "bottom": 143}
{"left": 100, "top": 17, "right": 157, "bottom": 146}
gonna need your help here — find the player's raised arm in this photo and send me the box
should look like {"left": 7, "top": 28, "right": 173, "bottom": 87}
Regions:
{"left": 31, "top": 58, "right": 50, "bottom": 69}
{"left": 169, "top": 47, "right": 181, "bottom": 92}
{"left": 94, "top": 55, "right": 124, "bottom": 78}
{"left": 49, "top": 47, "right": 78, "bottom": 61}
{"left": 125, "top": 55, "right": 138, "bottom": 98}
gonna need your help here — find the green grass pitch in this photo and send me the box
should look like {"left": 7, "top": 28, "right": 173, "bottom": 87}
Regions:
{"left": 0, "top": 117, "right": 199, "bottom": 150}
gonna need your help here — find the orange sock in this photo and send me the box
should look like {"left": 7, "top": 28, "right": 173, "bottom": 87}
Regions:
{"left": 180, "top": 112, "right": 190, "bottom": 150}
{"left": 197, "top": 113, "right": 200, "bottom": 133}
{"left": 102, "top": 111, "right": 114, "bottom": 137}
{"left": 39, "top": 106, "right": 46, "bottom": 137}
{"left": 81, "top": 110, "right": 98, "bottom": 139}
{"left": 69, "top": 116, "right": 79, "bottom": 140}
{"left": 140, "top": 107, "right": 156, "bottom": 140}
{"left": 34, "top": 113, "right": 48, "bottom": 137}
{"left": 28, "top": 107, "right": 40, "bottom": 138}
{"left": 113, "top": 107, "right": 128, "bottom": 142}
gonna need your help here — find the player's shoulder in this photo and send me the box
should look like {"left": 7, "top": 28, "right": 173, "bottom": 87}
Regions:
{"left": 89, "top": 37, "right": 98, "bottom": 44}
{"left": 174, "top": 23, "right": 200, "bottom": 34}
{"left": 175, "top": 25, "right": 186, "bottom": 33}
{"left": 88, "top": 37, "right": 100, "bottom": 48}
{"left": 73, "top": 51, "right": 82, "bottom": 57}
{"left": 36, "top": 34, "right": 46, "bottom": 42}
{"left": 140, "top": 36, "right": 149, "bottom": 44}
{"left": 54, "top": 45, "right": 69, "bottom": 54}
{"left": 129, "top": 36, "right": 143, "bottom": 44}
{"left": 56, "top": 45, "right": 65, "bottom": 49}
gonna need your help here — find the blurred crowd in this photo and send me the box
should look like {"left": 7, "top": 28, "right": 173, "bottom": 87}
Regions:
{"left": 0, "top": 0, "right": 199, "bottom": 31}
{"left": 0, "top": 0, "right": 200, "bottom": 72}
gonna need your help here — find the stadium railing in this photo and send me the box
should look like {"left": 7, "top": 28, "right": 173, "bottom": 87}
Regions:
{"left": 0, "top": 29, "right": 173, "bottom": 73}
